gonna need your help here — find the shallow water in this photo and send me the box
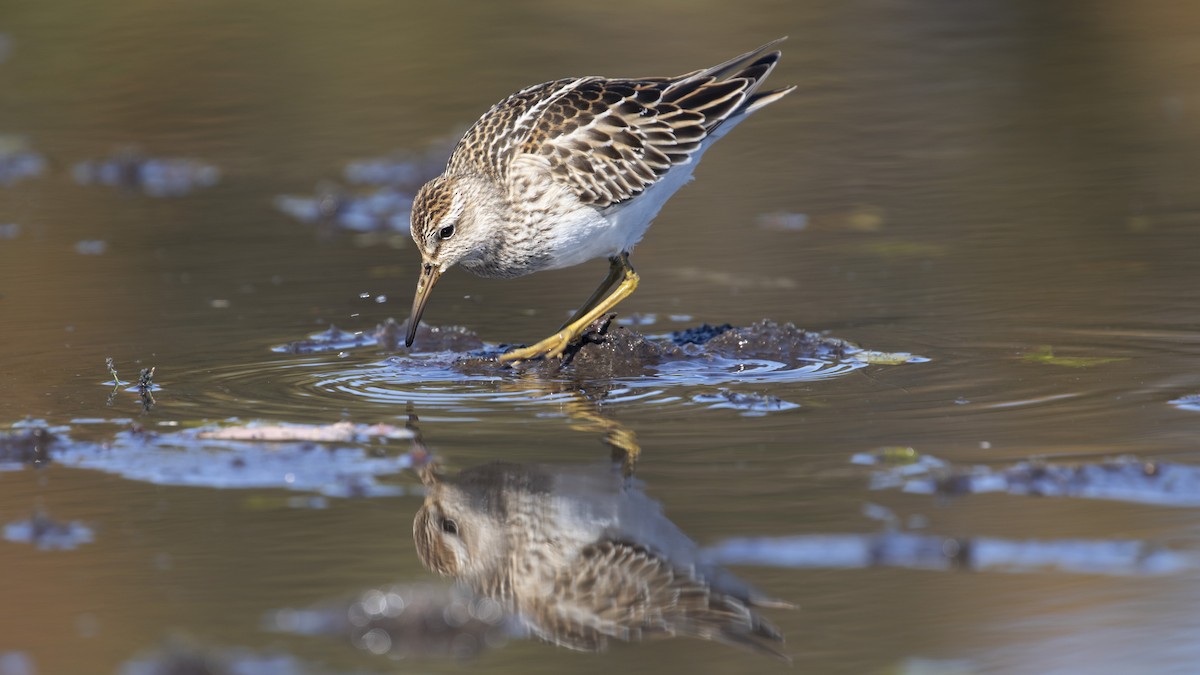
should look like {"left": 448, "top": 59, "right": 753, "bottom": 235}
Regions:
{"left": 4, "top": 2, "right": 1200, "bottom": 673}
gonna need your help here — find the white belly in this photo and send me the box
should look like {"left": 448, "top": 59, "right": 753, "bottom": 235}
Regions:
{"left": 537, "top": 113, "right": 749, "bottom": 272}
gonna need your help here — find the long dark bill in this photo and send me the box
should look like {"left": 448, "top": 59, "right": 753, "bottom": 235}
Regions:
{"left": 406, "top": 263, "right": 442, "bottom": 347}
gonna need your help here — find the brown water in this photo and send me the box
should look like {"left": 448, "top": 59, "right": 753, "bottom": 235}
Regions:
{"left": 4, "top": 2, "right": 1200, "bottom": 673}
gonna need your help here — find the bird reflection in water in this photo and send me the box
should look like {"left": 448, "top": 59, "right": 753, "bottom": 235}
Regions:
{"left": 411, "top": 411, "right": 792, "bottom": 660}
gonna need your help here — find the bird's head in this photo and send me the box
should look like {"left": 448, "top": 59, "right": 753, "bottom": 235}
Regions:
{"left": 412, "top": 468, "right": 508, "bottom": 585}
{"left": 405, "top": 174, "right": 499, "bottom": 347}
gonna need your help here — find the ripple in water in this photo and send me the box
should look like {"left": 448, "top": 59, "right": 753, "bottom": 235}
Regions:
{"left": 182, "top": 321, "right": 919, "bottom": 419}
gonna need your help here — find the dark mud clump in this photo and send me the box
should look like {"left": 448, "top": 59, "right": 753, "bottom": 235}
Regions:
{"left": 701, "top": 320, "right": 850, "bottom": 362}
{"left": 558, "top": 321, "right": 679, "bottom": 379}
{"left": 507, "top": 318, "right": 849, "bottom": 378}
{"left": 670, "top": 323, "right": 733, "bottom": 346}
{"left": 448, "top": 317, "right": 864, "bottom": 379}
{"left": 0, "top": 426, "right": 54, "bottom": 466}
{"left": 453, "top": 316, "right": 681, "bottom": 379}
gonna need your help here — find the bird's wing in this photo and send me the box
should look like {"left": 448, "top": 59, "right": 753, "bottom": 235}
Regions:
{"left": 442, "top": 40, "right": 791, "bottom": 208}
{"left": 524, "top": 539, "right": 788, "bottom": 660}
{"left": 515, "top": 45, "right": 789, "bottom": 209}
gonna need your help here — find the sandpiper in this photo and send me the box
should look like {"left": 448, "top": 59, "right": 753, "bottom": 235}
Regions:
{"left": 405, "top": 39, "right": 795, "bottom": 362}
{"left": 414, "top": 460, "right": 791, "bottom": 658}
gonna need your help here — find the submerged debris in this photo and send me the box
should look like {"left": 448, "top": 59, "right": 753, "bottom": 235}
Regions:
{"left": 0, "top": 425, "right": 55, "bottom": 467}
{"left": 73, "top": 148, "right": 219, "bottom": 197}
{"left": 105, "top": 357, "right": 122, "bottom": 385}
{"left": 706, "top": 532, "right": 1193, "bottom": 576}
{"left": 137, "top": 367, "right": 157, "bottom": 411}
{"left": 693, "top": 388, "right": 799, "bottom": 415}
{"left": 858, "top": 451, "right": 1200, "bottom": 507}
{"left": 4, "top": 511, "right": 94, "bottom": 550}
{"left": 103, "top": 359, "right": 160, "bottom": 410}
{"left": 276, "top": 142, "right": 452, "bottom": 233}
{"left": 0, "top": 136, "right": 46, "bottom": 187}
{"left": 266, "top": 583, "right": 517, "bottom": 661}
{"left": 118, "top": 642, "right": 308, "bottom": 675}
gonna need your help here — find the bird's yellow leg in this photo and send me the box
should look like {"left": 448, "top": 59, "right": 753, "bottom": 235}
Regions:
{"left": 559, "top": 255, "right": 624, "bottom": 330}
{"left": 500, "top": 254, "right": 638, "bottom": 363}
{"left": 559, "top": 394, "right": 640, "bottom": 477}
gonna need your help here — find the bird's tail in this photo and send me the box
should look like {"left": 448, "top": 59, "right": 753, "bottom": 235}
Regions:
{"left": 666, "top": 38, "right": 796, "bottom": 134}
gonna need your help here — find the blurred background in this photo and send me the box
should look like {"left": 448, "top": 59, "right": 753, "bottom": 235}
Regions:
{"left": 2, "top": 1, "right": 1200, "bottom": 673}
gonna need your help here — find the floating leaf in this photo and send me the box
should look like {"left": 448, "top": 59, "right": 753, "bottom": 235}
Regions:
{"left": 852, "top": 350, "right": 923, "bottom": 365}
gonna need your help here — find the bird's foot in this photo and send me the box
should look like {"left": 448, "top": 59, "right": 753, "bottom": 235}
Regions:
{"left": 500, "top": 315, "right": 618, "bottom": 366}
{"left": 498, "top": 330, "right": 576, "bottom": 365}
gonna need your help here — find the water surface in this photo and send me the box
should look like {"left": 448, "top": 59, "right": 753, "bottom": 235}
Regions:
{"left": 3, "top": 2, "right": 1200, "bottom": 673}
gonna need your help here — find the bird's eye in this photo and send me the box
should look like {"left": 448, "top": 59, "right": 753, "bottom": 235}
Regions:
{"left": 440, "top": 517, "right": 459, "bottom": 535}
{"left": 438, "top": 224, "right": 455, "bottom": 240}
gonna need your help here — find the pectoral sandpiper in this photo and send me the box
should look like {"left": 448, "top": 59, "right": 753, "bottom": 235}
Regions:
{"left": 405, "top": 39, "right": 795, "bottom": 362}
